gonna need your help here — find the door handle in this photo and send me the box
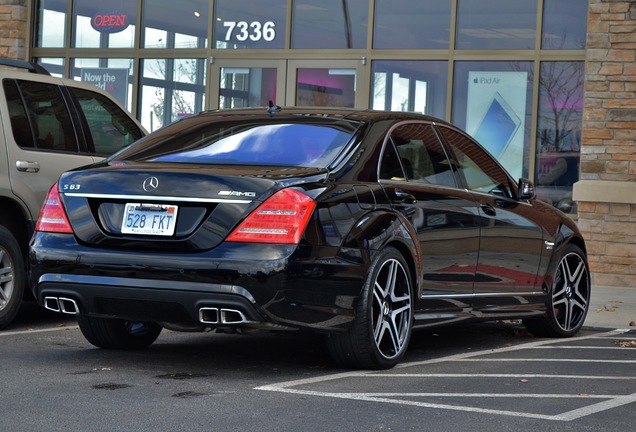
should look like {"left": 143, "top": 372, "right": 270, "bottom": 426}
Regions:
{"left": 394, "top": 188, "right": 417, "bottom": 204}
{"left": 16, "top": 160, "right": 40, "bottom": 172}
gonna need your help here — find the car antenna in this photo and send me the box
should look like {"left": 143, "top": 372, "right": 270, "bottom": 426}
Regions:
{"left": 267, "top": 100, "right": 281, "bottom": 116}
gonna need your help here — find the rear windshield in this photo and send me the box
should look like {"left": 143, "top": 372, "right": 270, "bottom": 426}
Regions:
{"left": 110, "top": 116, "right": 361, "bottom": 168}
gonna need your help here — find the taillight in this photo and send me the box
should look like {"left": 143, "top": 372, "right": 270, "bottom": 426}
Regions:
{"left": 35, "top": 183, "right": 73, "bottom": 234}
{"left": 226, "top": 188, "right": 316, "bottom": 244}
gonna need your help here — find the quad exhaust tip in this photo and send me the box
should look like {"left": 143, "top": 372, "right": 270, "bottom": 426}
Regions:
{"left": 199, "top": 307, "right": 249, "bottom": 325}
{"left": 44, "top": 296, "right": 80, "bottom": 315}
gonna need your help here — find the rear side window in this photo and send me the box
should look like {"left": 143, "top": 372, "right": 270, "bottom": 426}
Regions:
{"left": 4, "top": 79, "right": 78, "bottom": 152}
{"left": 114, "top": 117, "right": 360, "bottom": 168}
{"left": 70, "top": 87, "right": 143, "bottom": 155}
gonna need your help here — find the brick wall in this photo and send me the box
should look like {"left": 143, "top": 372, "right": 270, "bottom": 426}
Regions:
{"left": 0, "top": 0, "right": 27, "bottom": 59}
{"left": 575, "top": 0, "right": 636, "bottom": 287}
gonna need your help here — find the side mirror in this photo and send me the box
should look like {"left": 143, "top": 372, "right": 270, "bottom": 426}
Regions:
{"left": 517, "top": 178, "right": 535, "bottom": 200}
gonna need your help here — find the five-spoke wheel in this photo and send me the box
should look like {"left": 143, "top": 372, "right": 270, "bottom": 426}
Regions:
{"left": 327, "top": 246, "right": 413, "bottom": 369}
{"left": 524, "top": 244, "right": 590, "bottom": 337}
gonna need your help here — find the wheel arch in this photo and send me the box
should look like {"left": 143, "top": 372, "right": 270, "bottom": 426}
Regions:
{"left": 0, "top": 197, "right": 32, "bottom": 260}
{"left": 342, "top": 209, "right": 421, "bottom": 296}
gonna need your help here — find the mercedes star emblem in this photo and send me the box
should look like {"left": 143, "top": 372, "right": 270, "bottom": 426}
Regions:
{"left": 142, "top": 176, "right": 159, "bottom": 192}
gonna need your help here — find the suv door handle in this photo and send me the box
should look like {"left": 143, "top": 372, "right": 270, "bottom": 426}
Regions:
{"left": 394, "top": 188, "right": 417, "bottom": 204}
{"left": 16, "top": 160, "right": 40, "bottom": 172}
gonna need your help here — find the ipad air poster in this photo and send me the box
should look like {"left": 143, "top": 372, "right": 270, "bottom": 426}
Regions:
{"left": 467, "top": 71, "right": 527, "bottom": 180}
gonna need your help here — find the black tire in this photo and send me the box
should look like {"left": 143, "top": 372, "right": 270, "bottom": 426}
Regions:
{"left": 0, "top": 226, "right": 25, "bottom": 330}
{"left": 327, "top": 246, "right": 413, "bottom": 369}
{"left": 523, "top": 244, "right": 590, "bottom": 337}
{"left": 77, "top": 315, "right": 162, "bottom": 349}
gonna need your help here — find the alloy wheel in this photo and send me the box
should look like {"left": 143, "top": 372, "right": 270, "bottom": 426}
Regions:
{"left": 0, "top": 247, "right": 14, "bottom": 312}
{"left": 371, "top": 257, "right": 412, "bottom": 360}
{"left": 552, "top": 251, "right": 590, "bottom": 332}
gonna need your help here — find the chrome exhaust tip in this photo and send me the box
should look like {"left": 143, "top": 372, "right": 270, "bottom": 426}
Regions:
{"left": 199, "top": 307, "right": 248, "bottom": 324}
{"left": 44, "top": 296, "right": 61, "bottom": 313}
{"left": 44, "top": 296, "right": 79, "bottom": 314}
{"left": 59, "top": 297, "right": 79, "bottom": 314}
{"left": 199, "top": 307, "right": 219, "bottom": 324}
{"left": 220, "top": 308, "right": 247, "bottom": 324}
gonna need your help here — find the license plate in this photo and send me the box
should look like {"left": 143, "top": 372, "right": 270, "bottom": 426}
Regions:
{"left": 121, "top": 203, "right": 178, "bottom": 236}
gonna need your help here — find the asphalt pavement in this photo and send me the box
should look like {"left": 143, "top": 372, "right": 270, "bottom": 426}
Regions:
{"left": 585, "top": 285, "right": 636, "bottom": 330}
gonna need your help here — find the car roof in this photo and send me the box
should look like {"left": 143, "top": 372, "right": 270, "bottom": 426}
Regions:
{"left": 197, "top": 106, "right": 455, "bottom": 128}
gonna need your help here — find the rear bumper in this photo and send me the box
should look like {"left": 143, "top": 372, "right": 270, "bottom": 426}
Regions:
{"left": 29, "top": 233, "right": 367, "bottom": 332}
{"left": 36, "top": 274, "right": 268, "bottom": 325}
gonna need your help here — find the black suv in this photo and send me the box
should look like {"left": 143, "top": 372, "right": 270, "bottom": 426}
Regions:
{"left": 0, "top": 58, "right": 145, "bottom": 329}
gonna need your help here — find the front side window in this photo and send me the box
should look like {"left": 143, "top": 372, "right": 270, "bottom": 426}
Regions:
{"left": 438, "top": 126, "right": 513, "bottom": 198}
{"left": 70, "top": 87, "right": 143, "bottom": 156}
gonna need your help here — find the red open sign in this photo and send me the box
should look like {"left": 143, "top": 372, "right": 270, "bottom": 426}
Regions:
{"left": 91, "top": 10, "right": 130, "bottom": 34}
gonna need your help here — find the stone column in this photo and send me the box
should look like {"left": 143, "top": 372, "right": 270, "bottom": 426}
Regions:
{"left": 574, "top": 0, "right": 636, "bottom": 287}
{"left": 0, "top": 0, "right": 28, "bottom": 59}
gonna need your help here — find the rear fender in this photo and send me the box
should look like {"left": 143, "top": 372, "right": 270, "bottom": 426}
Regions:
{"left": 341, "top": 209, "right": 421, "bottom": 293}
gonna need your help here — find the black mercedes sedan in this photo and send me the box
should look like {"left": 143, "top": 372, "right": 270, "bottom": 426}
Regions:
{"left": 29, "top": 107, "right": 590, "bottom": 369}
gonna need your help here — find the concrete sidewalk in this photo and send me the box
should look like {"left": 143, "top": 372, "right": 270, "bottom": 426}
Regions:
{"left": 585, "top": 285, "right": 636, "bottom": 330}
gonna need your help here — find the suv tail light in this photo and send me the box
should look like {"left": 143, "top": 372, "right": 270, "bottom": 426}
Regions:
{"left": 35, "top": 183, "right": 73, "bottom": 234}
{"left": 226, "top": 188, "right": 316, "bottom": 244}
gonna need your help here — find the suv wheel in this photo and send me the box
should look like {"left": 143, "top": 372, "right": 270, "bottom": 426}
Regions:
{"left": 0, "top": 226, "right": 25, "bottom": 330}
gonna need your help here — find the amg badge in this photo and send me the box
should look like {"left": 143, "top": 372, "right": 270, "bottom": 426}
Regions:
{"left": 218, "top": 190, "right": 256, "bottom": 197}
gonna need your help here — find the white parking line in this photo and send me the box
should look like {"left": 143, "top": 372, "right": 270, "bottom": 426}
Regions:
{"left": 256, "top": 329, "right": 636, "bottom": 421}
{"left": 0, "top": 325, "right": 79, "bottom": 337}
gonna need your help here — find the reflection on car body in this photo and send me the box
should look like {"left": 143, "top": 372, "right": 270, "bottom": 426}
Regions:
{"left": 29, "top": 107, "right": 590, "bottom": 369}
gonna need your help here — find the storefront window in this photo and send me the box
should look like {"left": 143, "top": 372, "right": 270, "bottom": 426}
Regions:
{"left": 452, "top": 61, "right": 534, "bottom": 181}
{"left": 71, "top": 58, "right": 134, "bottom": 110}
{"left": 142, "top": 0, "right": 208, "bottom": 48}
{"left": 535, "top": 61, "right": 583, "bottom": 214}
{"left": 219, "top": 67, "right": 277, "bottom": 108}
{"left": 292, "top": 0, "right": 368, "bottom": 49}
{"left": 35, "top": 0, "right": 67, "bottom": 47}
{"left": 296, "top": 68, "right": 356, "bottom": 107}
{"left": 371, "top": 61, "right": 447, "bottom": 119}
{"left": 72, "top": 0, "right": 136, "bottom": 48}
{"left": 456, "top": 0, "right": 537, "bottom": 50}
{"left": 373, "top": 0, "right": 450, "bottom": 49}
{"left": 542, "top": 0, "right": 588, "bottom": 50}
{"left": 138, "top": 58, "right": 206, "bottom": 132}
{"left": 36, "top": 58, "right": 65, "bottom": 77}
{"left": 213, "top": 0, "right": 287, "bottom": 49}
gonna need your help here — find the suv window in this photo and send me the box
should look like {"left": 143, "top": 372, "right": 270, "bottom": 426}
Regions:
{"left": 70, "top": 87, "right": 143, "bottom": 155}
{"left": 4, "top": 79, "right": 78, "bottom": 152}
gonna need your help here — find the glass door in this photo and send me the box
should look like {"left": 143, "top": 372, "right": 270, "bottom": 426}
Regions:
{"left": 286, "top": 60, "right": 367, "bottom": 108}
{"left": 209, "top": 59, "right": 286, "bottom": 110}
